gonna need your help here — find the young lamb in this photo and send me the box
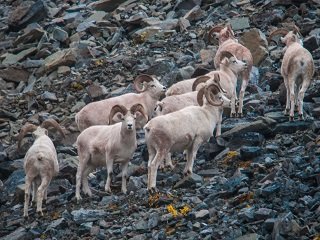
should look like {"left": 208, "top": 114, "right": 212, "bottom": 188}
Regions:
{"left": 192, "top": 52, "right": 248, "bottom": 137}
{"left": 17, "top": 119, "right": 65, "bottom": 217}
{"left": 269, "top": 27, "right": 314, "bottom": 121}
{"left": 75, "top": 74, "right": 166, "bottom": 131}
{"left": 144, "top": 77, "right": 230, "bottom": 192}
{"left": 208, "top": 23, "right": 253, "bottom": 117}
{"left": 75, "top": 104, "right": 147, "bottom": 201}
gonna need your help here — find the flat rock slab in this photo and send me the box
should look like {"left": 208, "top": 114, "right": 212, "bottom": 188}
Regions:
{"left": 71, "top": 208, "right": 107, "bottom": 224}
{"left": 273, "top": 121, "right": 313, "bottom": 134}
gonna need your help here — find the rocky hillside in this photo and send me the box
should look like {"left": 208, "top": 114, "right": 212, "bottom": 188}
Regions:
{"left": 0, "top": 0, "right": 320, "bottom": 239}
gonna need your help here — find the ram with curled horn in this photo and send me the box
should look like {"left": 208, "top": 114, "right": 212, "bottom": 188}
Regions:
{"left": 269, "top": 25, "right": 314, "bottom": 121}
{"left": 144, "top": 75, "right": 231, "bottom": 192}
{"left": 18, "top": 119, "right": 65, "bottom": 217}
{"left": 207, "top": 23, "right": 253, "bottom": 118}
{"left": 75, "top": 104, "right": 148, "bottom": 201}
{"left": 75, "top": 74, "right": 166, "bottom": 131}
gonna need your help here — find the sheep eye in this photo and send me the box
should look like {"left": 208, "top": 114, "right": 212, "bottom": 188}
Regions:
{"left": 232, "top": 60, "right": 237, "bottom": 63}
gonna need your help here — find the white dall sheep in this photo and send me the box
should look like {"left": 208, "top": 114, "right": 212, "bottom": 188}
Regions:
{"left": 75, "top": 104, "right": 147, "bottom": 201}
{"left": 75, "top": 74, "right": 166, "bottom": 131}
{"left": 192, "top": 52, "right": 248, "bottom": 137}
{"left": 269, "top": 27, "right": 314, "bottom": 121}
{"left": 17, "top": 119, "right": 65, "bottom": 217}
{"left": 144, "top": 78, "right": 230, "bottom": 191}
{"left": 208, "top": 23, "right": 253, "bottom": 117}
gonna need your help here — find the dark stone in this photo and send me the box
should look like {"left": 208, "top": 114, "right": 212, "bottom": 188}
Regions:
{"left": 71, "top": 208, "right": 107, "bottom": 224}
{"left": 311, "top": 121, "right": 320, "bottom": 133}
{"left": 303, "top": 35, "right": 319, "bottom": 52}
{"left": 273, "top": 121, "right": 312, "bottom": 134}
{"left": 174, "top": 173, "right": 203, "bottom": 189}
{"left": 8, "top": 0, "right": 47, "bottom": 31}
{"left": 3, "top": 169, "right": 25, "bottom": 194}
{"left": 227, "top": 132, "right": 265, "bottom": 149}
{"left": 240, "top": 146, "right": 262, "bottom": 160}
{"left": 261, "top": 182, "right": 281, "bottom": 196}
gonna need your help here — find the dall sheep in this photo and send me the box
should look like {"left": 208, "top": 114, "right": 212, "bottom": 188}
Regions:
{"left": 208, "top": 23, "right": 253, "bottom": 117}
{"left": 144, "top": 77, "right": 230, "bottom": 191}
{"left": 17, "top": 119, "right": 65, "bottom": 217}
{"left": 192, "top": 52, "right": 248, "bottom": 137}
{"left": 75, "top": 104, "right": 147, "bottom": 201}
{"left": 269, "top": 26, "right": 314, "bottom": 121}
{"left": 75, "top": 74, "right": 166, "bottom": 131}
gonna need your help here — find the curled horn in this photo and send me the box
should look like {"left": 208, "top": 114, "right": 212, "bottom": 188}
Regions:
{"left": 133, "top": 74, "right": 154, "bottom": 93}
{"left": 41, "top": 119, "right": 66, "bottom": 138}
{"left": 205, "top": 83, "right": 223, "bottom": 106}
{"left": 196, "top": 87, "right": 206, "bottom": 106}
{"left": 268, "top": 29, "right": 289, "bottom": 44}
{"left": 212, "top": 73, "right": 227, "bottom": 93}
{"left": 130, "top": 103, "right": 148, "bottom": 121}
{"left": 208, "top": 25, "right": 224, "bottom": 44}
{"left": 292, "top": 25, "right": 301, "bottom": 36}
{"left": 17, "top": 123, "right": 38, "bottom": 149}
{"left": 219, "top": 51, "right": 235, "bottom": 62}
{"left": 192, "top": 76, "right": 211, "bottom": 91}
{"left": 109, "top": 105, "right": 128, "bottom": 124}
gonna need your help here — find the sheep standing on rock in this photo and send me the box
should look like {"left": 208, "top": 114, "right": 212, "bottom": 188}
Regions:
{"left": 269, "top": 27, "right": 314, "bottom": 121}
{"left": 75, "top": 104, "right": 147, "bottom": 201}
{"left": 208, "top": 23, "right": 253, "bottom": 117}
{"left": 75, "top": 74, "right": 166, "bottom": 131}
{"left": 144, "top": 77, "right": 230, "bottom": 192}
{"left": 17, "top": 119, "right": 65, "bottom": 217}
{"left": 192, "top": 52, "right": 248, "bottom": 137}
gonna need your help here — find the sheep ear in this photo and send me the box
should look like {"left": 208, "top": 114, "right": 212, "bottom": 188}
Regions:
{"left": 280, "top": 37, "right": 285, "bottom": 43}
{"left": 45, "top": 129, "right": 48, "bottom": 135}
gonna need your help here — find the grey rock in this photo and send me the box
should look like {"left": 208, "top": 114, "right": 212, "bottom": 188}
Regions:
{"left": 311, "top": 121, "right": 320, "bottom": 133}
{"left": 197, "top": 169, "right": 220, "bottom": 178}
{"left": 261, "top": 182, "right": 281, "bottom": 196}
{"left": 236, "top": 233, "right": 260, "bottom": 240}
{"left": 230, "top": 17, "right": 250, "bottom": 31}
{"left": 148, "top": 212, "right": 160, "bottom": 229}
{"left": 303, "top": 35, "right": 319, "bottom": 52}
{"left": 52, "top": 27, "right": 68, "bottom": 42}
{"left": 2, "top": 47, "right": 37, "bottom": 65}
{"left": 86, "top": 83, "right": 108, "bottom": 100}
{"left": 264, "top": 111, "right": 288, "bottom": 123}
{"left": 88, "top": 0, "right": 127, "bottom": 12}
{"left": 195, "top": 209, "right": 209, "bottom": 219}
{"left": 127, "top": 176, "right": 144, "bottom": 192}
{"left": 100, "top": 195, "right": 118, "bottom": 206}
{"left": 71, "top": 101, "right": 86, "bottom": 112}
{"left": 133, "top": 219, "right": 148, "bottom": 230}
{"left": 0, "top": 227, "right": 29, "bottom": 240}
{"left": 41, "top": 91, "right": 57, "bottom": 101}
{"left": 71, "top": 208, "right": 107, "bottom": 224}
{"left": 85, "top": 11, "right": 107, "bottom": 23}
{"left": 45, "top": 218, "right": 67, "bottom": 232}
{"left": 254, "top": 208, "right": 274, "bottom": 220}
{"left": 3, "top": 169, "right": 25, "bottom": 194}
{"left": 273, "top": 121, "right": 312, "bottom": 134}
{"left": 240, "top": 146, "right": 262, "bottom": 160}
{"left": 174, "top": 173, "right": 203, "bottom": 189}
{"left": 179, "top": 66, "right": 195, "bottom": 80}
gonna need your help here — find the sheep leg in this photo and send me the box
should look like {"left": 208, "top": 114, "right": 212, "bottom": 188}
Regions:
{"left": 215, "top": 112, "right": 223, "bottom": 137}
{"left": 105, "top": 157, "right": 114, "bottom": 193}
{"left": 148, "top": 150, "right": 167, "bottom": 191}
{"left": 183, "top": 139, "right": 202, "bottom": 176}
{"left": 238, "top": 74, "right": 249, "bottom": 117}
{"left": 76, "top": 151, "right": 90, "bottom": 201}
{"left": 289, "top": 80, "right": 295, "bottom": 121}
{"left": 121, "top": 161, "right": 129, "bottom": 194}
{"left": 24, "top": 177, "right": 33, "bottom": 217}
{"left": 82, "top": 166, "right": 94, "bottom": 197}
{"left": 36, "top": 176, "right": 51, "bottom": 216}
{"left": 297, "top": 80, "right": 310, "bottom": 120}
{"left": 283, "top": 76, "right": 290, "bottom": 115}
{"left": 165, "top": 153, "right": 174, "bottom": 170}
{"left": 32, "top": 178, "right": 41, "bottom": 205}
{"left": 230, "top": 90, "right": 237, "bottom": 118}
{"left": 147, "top": 145, "right": 156, "bottom": 189}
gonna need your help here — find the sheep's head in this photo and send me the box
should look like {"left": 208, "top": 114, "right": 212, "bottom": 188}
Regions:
{"left": 219, "top": 51, "right": 247, "bottom": 73}
{"left": 109, "top": 104, "right": 147, "bottom": 130}
{"left": 134, "top": 74, "right": 166, "bottom": 98}
{"left": 17, "top": 119, "right": 65, "bottom": 150}
{"left": 268, "top": 25, "right": 302, "bottom": 47}
{"left": 208, "top": 24, "right": 236, "bottom": 45}
{"left": 197, "top": 74, "right": 230, "bottom": 107}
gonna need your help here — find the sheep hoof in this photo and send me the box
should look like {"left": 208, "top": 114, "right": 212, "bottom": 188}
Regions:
{"left": 283, "top": 109, "right": 290, "bottom": 116}
{"left": 230, "top": 112, "right": 236, "bottom": 118}
{"left": 166, "top": 163, "right": 175, "bottom": 170}
{"left": 36, "top": 210, "right": 44, "bottom": 218}
{"left": 289, "top": 116, "right": 294, "bottom": 122}
{"left": 237, "top": 112, "right": 243, "bottom": 118}
{"left": 23, "top": 213, "right": 29, "bottom": 218}
{"left": 298, "top": 114, "right": 304, "bottom": 121}
{"left": 148, "top": 187, "right": 158, "bottom": 195}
